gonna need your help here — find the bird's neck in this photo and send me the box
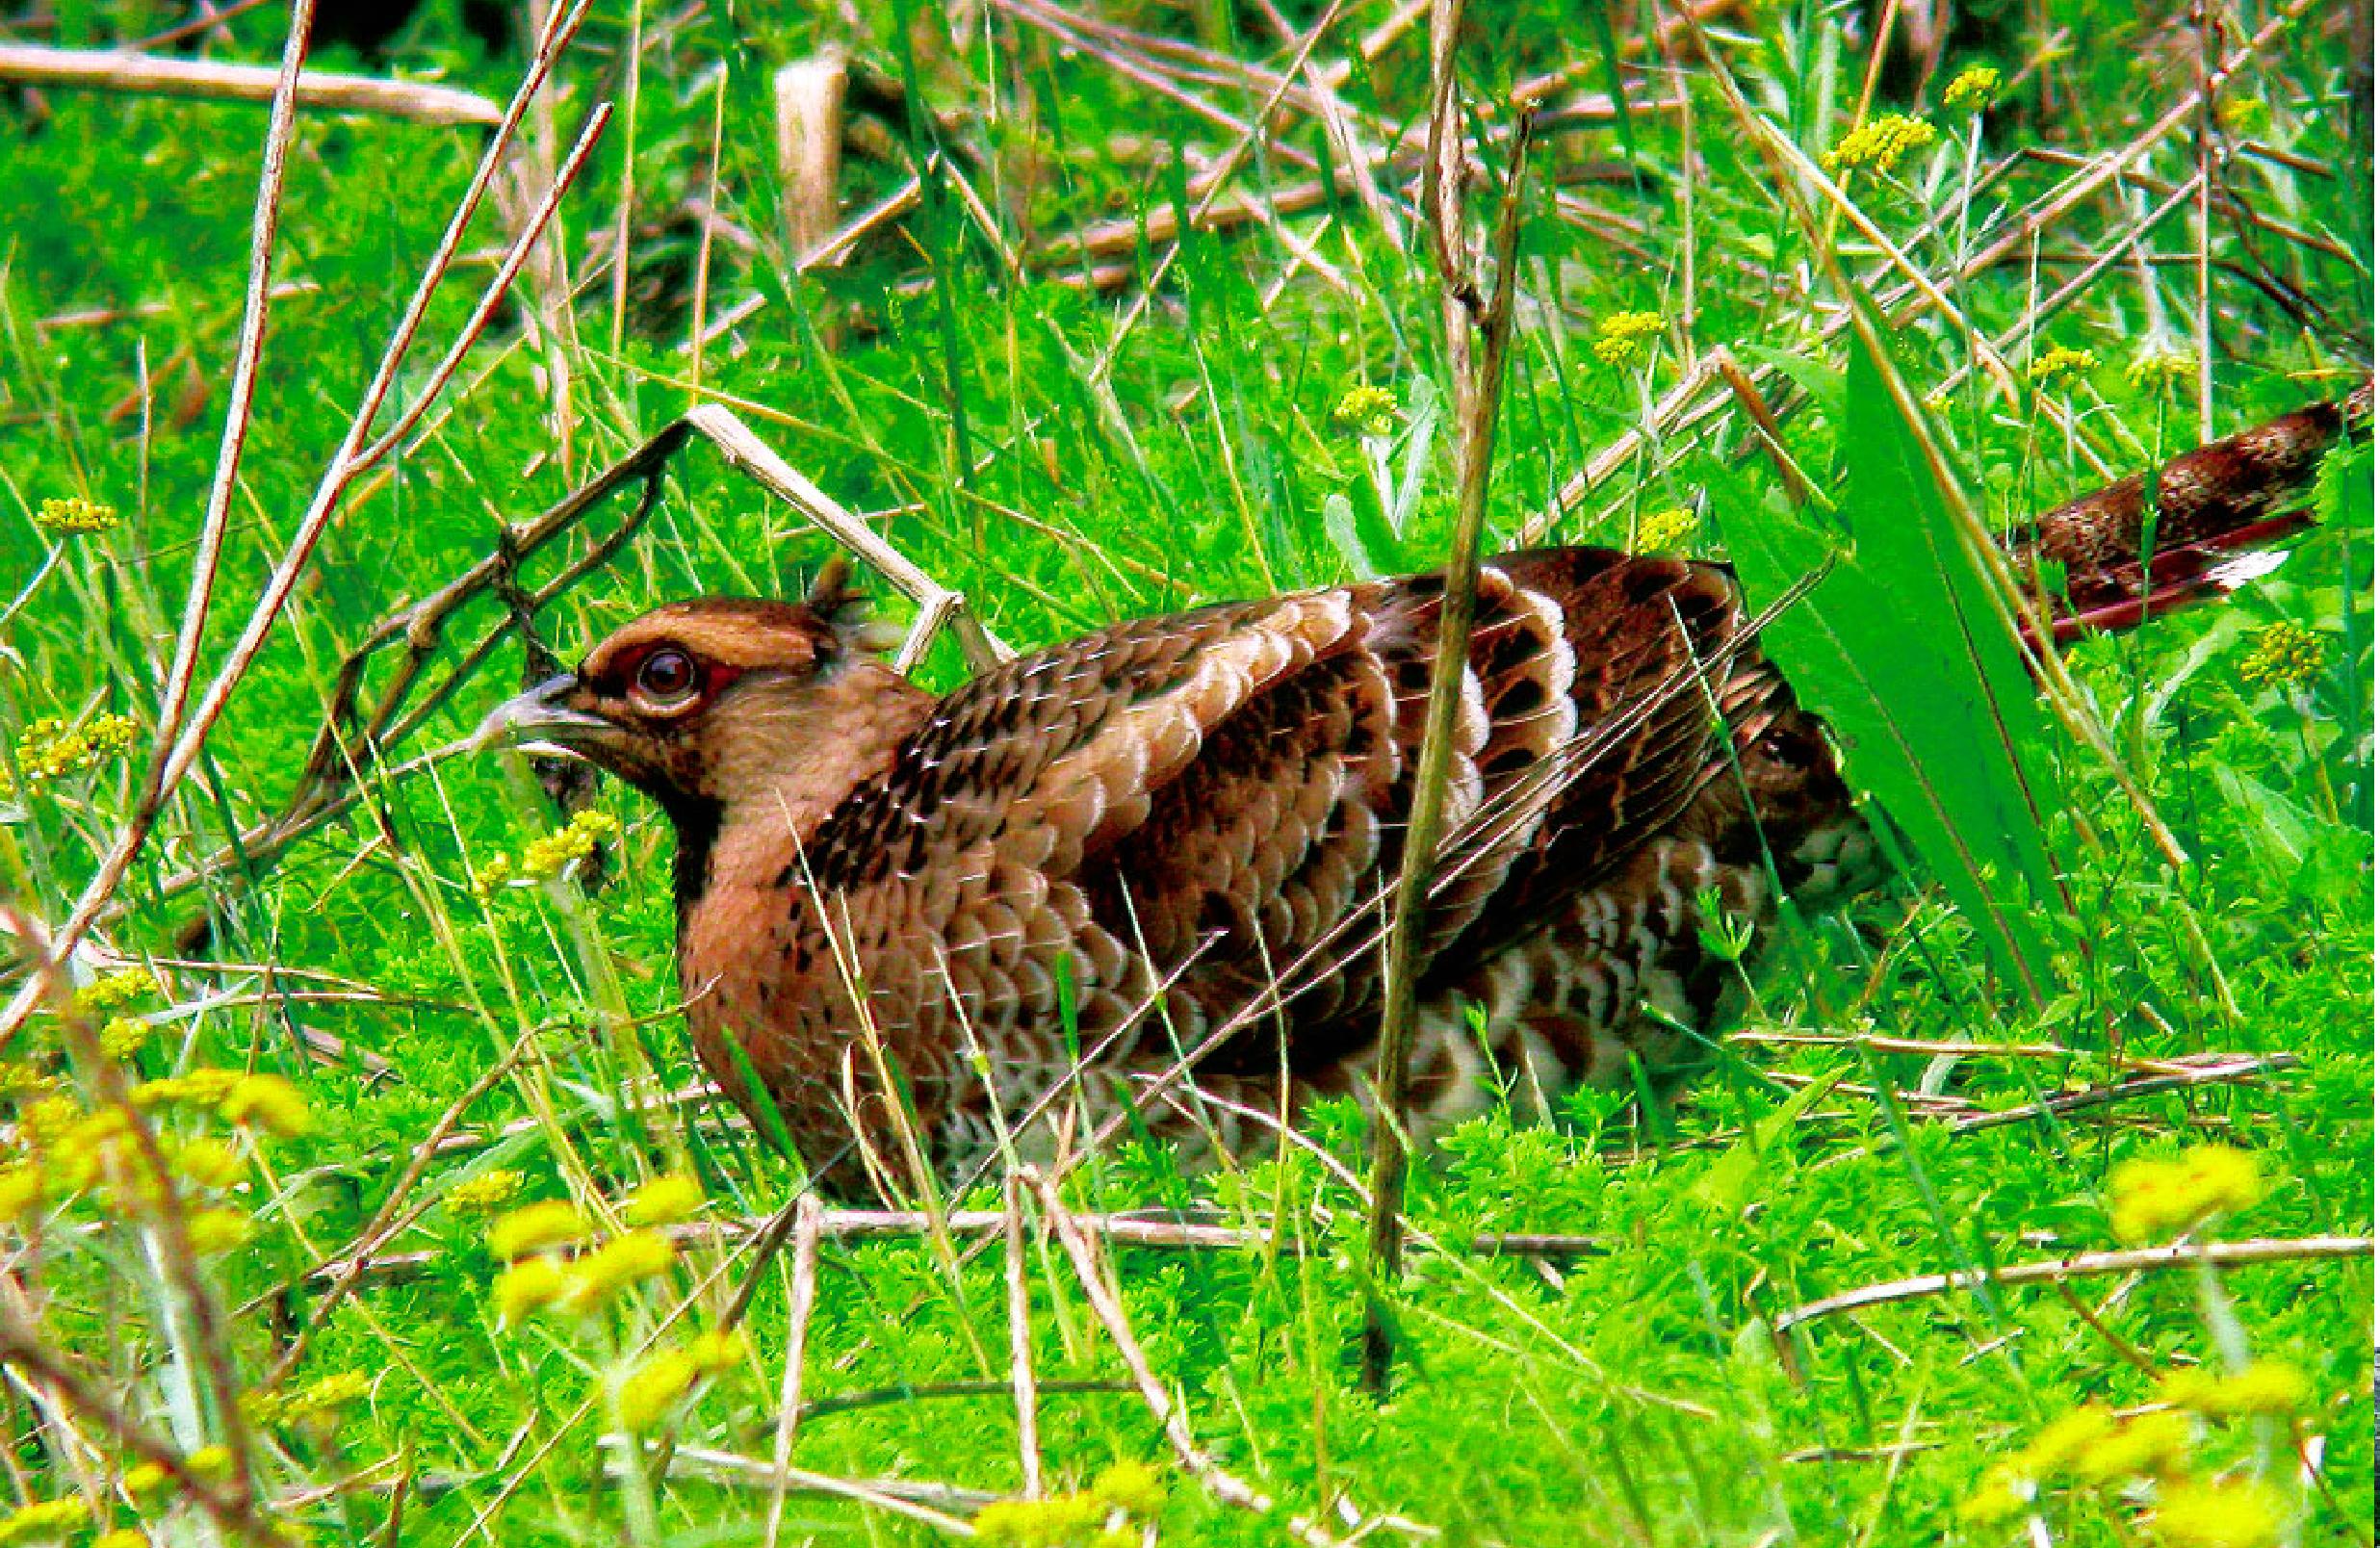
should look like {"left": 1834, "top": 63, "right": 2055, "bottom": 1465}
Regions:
{"left": 672, "top": 660, "right": 936, "bottom": 911}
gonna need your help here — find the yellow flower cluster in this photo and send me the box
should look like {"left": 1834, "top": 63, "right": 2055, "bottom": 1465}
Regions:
{"left": 2159, "top": 1360, "right": 2312, "bottom": 1418}
{"left": 2128, "top": 348, "right": 2199, "bottom": 392}
{"left": 475, "top": 810, "right": 622, "bottom": 894}
{"left": 2030, "top": 346, "right": 2101, "bottom": 386}
{"left": 1, "top": 1073, "right": 283, "bottom": 1230}
{"left": 101, "top": 1018, "right": 150, "bottom": 1060}
{"left": 93, "top": 1529, "right": 151, "bottom": 1548}
{"left": 134, "top": 1070, "right": 311, "bottom": 1138}
{"left": 614, "top": 1329, "right": 750, "bottom": 1432}
{"left": 33, "top": 496, "right": 118, "bottom": 535}
{"left": 622, "top": 1174, "right": 705, "bottom": 1226}
{"left": 74, "top": 968, "right": 160, "bottom": 1018}
{"left": 2149, "top": 1478, "right": 2288, "bottom": 1548}
{"left": 1331, "top": 384, "right": 1398, "bottom": 439}
{"left": 486, "top": 1183, "right": 695, "bottom": 1323}
{"left": 3, "top": 713, "right": 140, "bottom": 798}
{"left": 1944, "top": 64, "right": 2004, "bottom": 112}
{"left": 486, "top": 1199, "right": 589, "bottom": 1259}
{"left": 1959, "top": 1404, "right": 2193, "bottom": 1526}
{"left": 2238, "top": 621, "right": 2323, "bottom": 693}
{"left": 447, "top": 1169, "right": 526, "bottom": 1214}
{"left": 1633, "top": 506, "right": 1696, "bottom": 554}
{"left": 974, "top": 1461, "right": 1168, "bottom": 1547}
{"left": 1824, "top": 114, "right": 1937, "bottom": 173}
{"left": 2109, "top": 1144, "right": 2264, "bottom": 1243}
{"left": 1592, "top": 310, "right": 1665, "bottom": 369}
{"left": 0, "top": 1497, "right": 88, "bottom": 1543}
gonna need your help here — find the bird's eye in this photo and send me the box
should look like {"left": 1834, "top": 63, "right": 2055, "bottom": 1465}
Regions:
{"left": 633, "top": 647, "right": 701, "bottom": 710}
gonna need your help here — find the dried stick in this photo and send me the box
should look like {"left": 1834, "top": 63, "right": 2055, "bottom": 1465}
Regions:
{"left": 1031, "top": 1172, "right": 1358, "bottom": 1548}
{"left": 775, "top": 51, "right": 849, "bottom": 259}
{"left": 0, "top": 42, "right": 503, "bottom": 127}
{"left": 0, "top": 0, "right": 606, "bottom": 1046}
{"left": 1945, "top": 1052, "right": 2301, "bottom": 1135}
{"left": 1772, "top": 1236, "right": 2373, "bottom": 1335}
{"left": 608, "top": 1441, "right": 988, "bottom": 1530}
{"left": 1002, "top": 1175, "right": 1044, "bottom": 1498}
{"left": 760, "top": 1197, "right": 823, "bottom": 1548}
{"left": 1361, "top": 0, "right": 1533, "bottom": 1392}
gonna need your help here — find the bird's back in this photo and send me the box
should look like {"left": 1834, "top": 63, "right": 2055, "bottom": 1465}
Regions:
{"left": 680, "top": 546, "right": 1845, "bottom": 1193}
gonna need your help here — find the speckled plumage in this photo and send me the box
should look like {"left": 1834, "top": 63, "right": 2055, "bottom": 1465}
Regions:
{"left": 481, "top": 383, "right": 2366, "bottom": 1200}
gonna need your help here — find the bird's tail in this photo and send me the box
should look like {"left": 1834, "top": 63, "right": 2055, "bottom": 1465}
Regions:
{"left": 2010, "top": 378, "right": 2371, "bottom": 643}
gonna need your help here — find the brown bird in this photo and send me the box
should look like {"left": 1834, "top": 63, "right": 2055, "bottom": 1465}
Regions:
{"left": 478, "top": 385, "right": 2367, "bottom": 1200}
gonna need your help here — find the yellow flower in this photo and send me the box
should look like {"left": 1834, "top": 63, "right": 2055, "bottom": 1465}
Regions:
{"left": 2030, "top": 345, "right": 2101, "bottom": 386}
{"left": 614, "top": 1350, "right": 699, "bottom": 1433}
{"left": 470, "top": 855, "right": 514, "bottom": 896}
{"left": 2238, "top": 621, "right": 2323, "bottom": 693}
{"left": 2161, "top": 1360, "right": 2312, "bottom": 1418}
{"left": 73, "top": 968, "right": 160, "bottom": 1017}
{"left": 2074, "top": 1408, "right": 2193, "bottom": 1483}
{"left": 1592, "top": 310, "right": 1665, "bottom": 369}
{"left": 493, "top": 1257, "right": 570, "bottom": 1325}
{"left": 447, "top": 1169, "right": 526, "bottom": 1214}
{"left": 0, "top": 1062, "right": 56, "bottom": 1100}
{"left": 686, "top": 1328, "right": 750, "bottom": 1375}
{"left": 33, "top": 496, "right": 118, "bottom": 535}
{"left": 99, "top": 1018, "right": 150, "bottom": 1061}
{"left": 2148, "top": 1478, "right": 2289, "bottom": 1548}
{"left": 130, "top": 1069, "right": 241, "bottom": 1112}
{"left": 2018, "top": 1404, "right": 2118, "bottom": 1475}
{"left": 973, "top": 1493, "right": 1106, "bottom": 1546}
{"left": 1090, "top": 1459, "right": 1165, "bottom": 1516}
{"left": 93, "top": 1531, "right": 151, "bottom": 1548}
{"left": 220, "top": 1074, "right": 310, "bottom": 1138}
{"left": 1633, "top": 505, "right": 1696, "bottom": 554}
{"left": 622, "top": 1174, "right": 704, "bottom": 1227}
{"left": 185, "top": 1207, "right": 255, "bottom": 1254}
{"left": 185, "top": 1446, "right": 233, "bottom": 1483}
{"left": 0, "top": 1497, "right": 89, "bottom": 1544}
{"left": 2110, "top": 1144, "right": 2264, "bottom": 1243}
{"left": 563, "top": 1229, "right": 678, "bottom": 1309}
{"left": 1944, "top": 64, "right": 2004, "bottom": 113}
{"left": 10, "top": 714, "right": 140, "bottom": 787}
{"left": 485, "top": 1200, "right": 589, "bottom": 1259}
{"left": 1330, "top": 385, "right": 1398, "bottom": 439}
{"left": 2127, "top": 348, "right": 2198, "bottom": 392}
{"left": 517, "top": 810, "right": 622, "bottom": 880}
{"left": 1824, "top": 113, "right": 1937, "bottom": 173}
{"left": 121, "top": 1461, "right": 172, "bottom": 1502}
{"left": 0, "top": 1165, "right": 46, "bottom": 1224}
{"left": 170, "top": 1138, "right": 246, "bottom": 1191}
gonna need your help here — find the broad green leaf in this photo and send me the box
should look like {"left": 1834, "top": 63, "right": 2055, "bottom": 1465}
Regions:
{"left": 1718, "top": 332, "right": 2064, "bottom": 1004}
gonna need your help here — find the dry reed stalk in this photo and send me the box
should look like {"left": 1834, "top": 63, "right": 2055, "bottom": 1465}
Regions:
{"left": 1772, "top": 1235, "right": 2373, "bottom": 1335}
{"left": 1361, "top": 0, "right": 1534, "bottom": 1391}
{"left": 760, "top": 1197, "right": 823, "bottom": 1548}
{"left": 776, "top": 52, "right": 849, "bottom": 259}
{"left": 0, "top": 41, "right": 502, "bottom": 126}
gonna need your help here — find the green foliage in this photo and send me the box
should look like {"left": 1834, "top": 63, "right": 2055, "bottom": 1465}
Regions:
{"left": 0, "top": 0, "right": 2368, "bottom": 1543}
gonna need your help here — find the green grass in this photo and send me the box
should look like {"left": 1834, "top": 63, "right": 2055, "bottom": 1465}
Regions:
{"left": 0, "top": 1, "right": 2370, "bottom": 1543}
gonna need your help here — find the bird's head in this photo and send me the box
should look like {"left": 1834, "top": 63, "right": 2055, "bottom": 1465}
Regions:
{"left": 473, "top": 573, "right": 911, "bottom": 823}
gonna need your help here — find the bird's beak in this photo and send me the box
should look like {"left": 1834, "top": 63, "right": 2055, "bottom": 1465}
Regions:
{"left": 471, "top": 673, "right": 611, "bottom": 760}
